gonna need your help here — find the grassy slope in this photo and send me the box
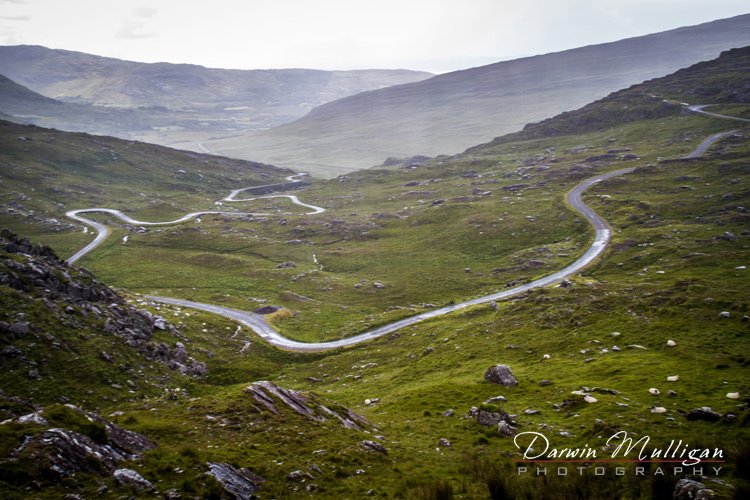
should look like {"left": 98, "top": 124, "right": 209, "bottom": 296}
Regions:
{"left": 0, "top": 52, "right": 749, "bottom": 498}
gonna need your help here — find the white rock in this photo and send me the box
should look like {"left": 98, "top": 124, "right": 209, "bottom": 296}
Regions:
{"left": 542, "top": 354, "right": 551, "bottom": 360}
{"left": 583, "top": 395, "right": 598, "bottom": 403}
{"left": 610, "top": 332, "right": 621, "bottom": 337}
{"left": 651, "top": 406, "right": 667, "bottom": 414}
{"left": 666, "top": 340, "right": 677, "bottom": 347}
{"left": 726, "top": 392, "right": 741, "bottom": 400}
{"left": 719, "top": 311, "right": 731, "bottom": 318}
{"left": 649, "top": 388, "right": 661, "bottom": 395}
{"left": 667, "top": 375, "right": 679, "bottom": 382}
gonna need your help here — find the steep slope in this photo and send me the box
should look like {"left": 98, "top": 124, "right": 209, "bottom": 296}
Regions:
{"left": 203, "top": 13, "right": 750, "bottom": 177}
{"left": 472, "top": 45, "right": 750, "bottom": 148}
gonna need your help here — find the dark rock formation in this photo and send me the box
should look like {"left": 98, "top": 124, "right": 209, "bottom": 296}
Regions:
{"left": 685, "top": 407, "right": 722, "bottom": 422}
{"left": 673, "top": 478, "right": 714, "bottom": 499}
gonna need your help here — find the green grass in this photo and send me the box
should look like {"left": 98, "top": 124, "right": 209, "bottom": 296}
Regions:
{"left": 1, "top": 57, "right": 750, "bottom": 497}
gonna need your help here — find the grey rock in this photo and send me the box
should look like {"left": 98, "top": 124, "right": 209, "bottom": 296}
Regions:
{"left": 9, "top": 322, "right": 30, "bottom": 337}
{"left": 484, "top": 364, "right": 518, "bottom": 386}
{"left": 497, "top": 420, "right": 516, "bottom": 437}
{"left": 484, "top": 396, "right": 507, "bottom": 404}
{"left": 113, "top": 468, "right": 153, "bottom": 491}
{"left": 245, "top": 381, "right": 369, "bottom": 430}
{"left": 438, "top": 438, "right": 451, "bottom": 447}
{"left": 207, "top": 462, "right": 263, "bottom": 498}
{"left": 287, "top": 469, "right": 315, "bottom": 481}
{"left": 361, "top": 440, "right": 388, "bottom": 454}
{"left": 673, "top": 478, "right": 714, "bottom": 500}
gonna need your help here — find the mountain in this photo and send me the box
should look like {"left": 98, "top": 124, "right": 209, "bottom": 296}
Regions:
{"left": 472, "top": 45, "right": 750, "bottom": 148}
{"left": 0, "top": 45, "right": 432, "bottom": 139}
{"left": 200, "top": 13, "right": 750, "bottom": 177}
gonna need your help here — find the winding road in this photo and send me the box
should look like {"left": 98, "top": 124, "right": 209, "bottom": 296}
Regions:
{"left": 66, "top": 119, "right": 740, "bottom": 352}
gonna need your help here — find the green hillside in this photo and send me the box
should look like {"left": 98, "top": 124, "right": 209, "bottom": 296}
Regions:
{"left": 0, "top": 48, "right": 749, "bottom": 498}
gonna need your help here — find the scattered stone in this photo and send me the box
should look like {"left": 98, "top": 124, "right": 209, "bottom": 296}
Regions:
{"left": 542, "top": 354, "right": 551, "bottom": 360}
{"left": 651, "top": 406, "right": 667, "bottom": 414}
{"left": 666, "top": 340, "right": 677, "bottom": 347}
{"left": 667, "top": 375, "right": 679, "bottom": 382}
{"left": 485, "top": 396, "right": 507, "bottom": 404}
{"left": 438, "top": 438, "right": 451, "bottom": 448}
{"left": 113, "top": 468, "right": 153, "bottom": 491}
{"left": 287, "top": 470, "right": 314, "bottom": 482}
{"left": 649, "top": 388, "right": 661, "bottom": 396}
{"left": 726, "top": 392, "right": 741, "bottom": 400}
{"left": 361, "top": 440, "right": 388, "bottom": 455}
{"left": 276, "top": 261, "right": 297, "bottom": 269}
{"left": 207, "top": 462, "right": 263, "bottom": 498}
{"left": 719, "top": 311, "right": 731, "bottom": 319}
{"left": 583, "top": 395, "right": 598, "bottom": 404}
{"left": 443, "top": 409, "right": 454, "bottom": 417}
{"left": 539, "top": 380, "right": 553, "bottom": 387}
{"left": 523, "top": 409, "right": 541, "bottom": 415}
{"left": 484, "top": 364, "right": 518, "bottom": 386}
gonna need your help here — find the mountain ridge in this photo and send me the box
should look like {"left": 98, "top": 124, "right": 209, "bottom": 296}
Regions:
{"left": 203, "top": 13, "right": 750, "bottom": 177}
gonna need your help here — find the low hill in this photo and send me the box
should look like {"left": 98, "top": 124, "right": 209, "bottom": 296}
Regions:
{"left": 201, "top": 13, "right": 750, "bottom": 177}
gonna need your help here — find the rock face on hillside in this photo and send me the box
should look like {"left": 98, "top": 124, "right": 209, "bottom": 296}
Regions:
{"left": 245, "top": 381, "right": 370, "bottom": 430}
{"left": 207, "top": 462, "right": 264, "bottom": 498}
{"left": 0, "top": 229, "right": 205, "bottom": 378}
{"left": 1, "top": 398, "right": 154, "bottom": 484}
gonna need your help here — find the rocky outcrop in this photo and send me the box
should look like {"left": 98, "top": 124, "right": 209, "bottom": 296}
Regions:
{"left": 245, "top": 381, "right": 370, "bottom": 430}
{"left": 113, "top": 468, "right": 154, "bottom": 491}
{"left": 5, "top": 405, "right": 154, "bottom": 482}
{"left": 0, "top": 230, "right": 205, "bottom": 377}
{"left": 207, "top": 462, "right": 264, "bottom": 499}
{"left": 469, "top": 406, "right": 518, "bottom": 436}
{"left": 361, "top": 440, "right": 388, "bottom": 455}
{"left": 484, "top": 364, "right": 519, "bottom": 386}
{"left": 673, "top": 478, "right": 714, "bottom": 499}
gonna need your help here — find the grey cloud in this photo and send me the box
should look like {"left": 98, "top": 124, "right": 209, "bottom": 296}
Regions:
{"left": 133, "top": 6, "right": 157, "bottom": 18}
{"left": 116, "top": 18, "right": 156, "bottom": 39}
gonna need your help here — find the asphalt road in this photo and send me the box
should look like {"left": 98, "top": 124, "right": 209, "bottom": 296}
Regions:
{"left": 67, "top": 122, "right": 739, "bottom": 351}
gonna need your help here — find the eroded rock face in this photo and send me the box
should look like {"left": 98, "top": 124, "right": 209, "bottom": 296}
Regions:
{"left": 207, "top": 462, "right": 264, "bottom": 499}
{"left": 4, "top": 404, "right": 154, "bottom": 483}
{"left": 245, "top": 381, "right": 370, "bottom": 430}
{"left": 484, "top": 364, "right": 519, "bottom": 386}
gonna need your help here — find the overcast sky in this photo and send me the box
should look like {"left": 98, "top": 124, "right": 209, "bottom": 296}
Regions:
{"left": 1, "top": 0, "right": 748, "bottom": 73}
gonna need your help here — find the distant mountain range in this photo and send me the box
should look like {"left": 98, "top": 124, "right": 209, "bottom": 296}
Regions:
{"left": 0, "top": 45, "right": 431, "bottom": 140}
{"left": 1, "top": 14, "right": 749, "bottom": 178}
{"left": 200, "top": 13, "right": 750, "bottom": 176}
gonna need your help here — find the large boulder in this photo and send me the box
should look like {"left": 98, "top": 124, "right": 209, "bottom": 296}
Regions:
{"left": 484, "top": 364, "right": 518, "bottom": 386}
{"left": 207, "top": 462, "right": 264, "bottom": 498}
